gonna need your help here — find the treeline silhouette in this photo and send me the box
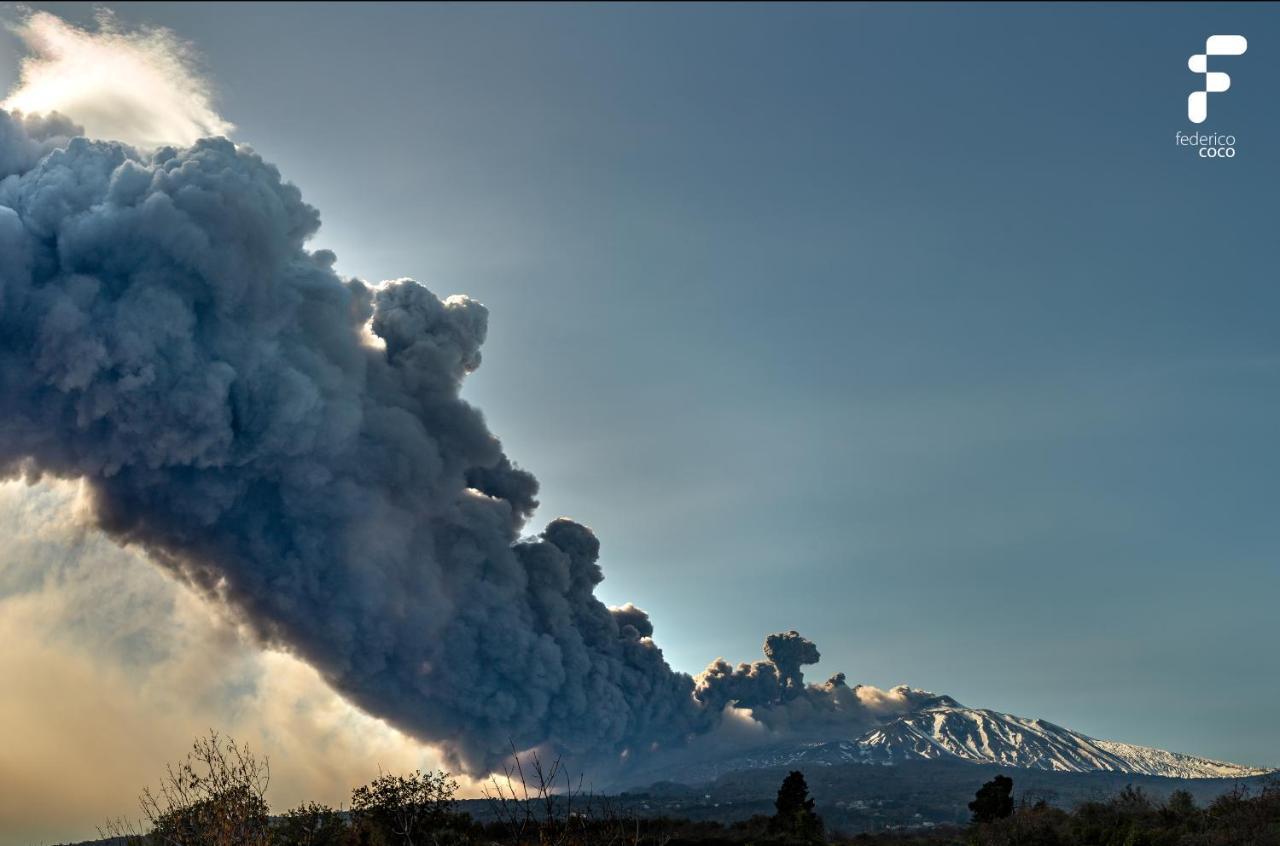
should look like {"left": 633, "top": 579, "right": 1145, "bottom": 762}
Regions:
{"left": 82, "top": 733, "right": 1280, "bottom": 846}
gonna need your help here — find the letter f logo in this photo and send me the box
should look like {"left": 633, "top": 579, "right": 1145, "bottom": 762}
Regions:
{"left": 1188, "top": 35, "right": 1247, "bottom": 123}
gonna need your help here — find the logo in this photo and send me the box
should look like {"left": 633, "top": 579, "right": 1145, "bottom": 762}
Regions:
{"left": 1187, "top": 35, "right": 1247, "bottom": 123}
{"left": 1175, "top": 131, "right": 1237, "bottom": 158}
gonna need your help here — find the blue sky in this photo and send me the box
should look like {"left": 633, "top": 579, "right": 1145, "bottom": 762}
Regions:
{"left": 4, "top": 2, "right": 1278, "bottom": 769}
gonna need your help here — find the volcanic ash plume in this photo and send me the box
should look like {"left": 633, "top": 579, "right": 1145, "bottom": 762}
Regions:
{"left": 0, "top": 53, "right": 922, "bottom": 774}
{"left": 0, "top": 109, "right": 711, "bottom": 772}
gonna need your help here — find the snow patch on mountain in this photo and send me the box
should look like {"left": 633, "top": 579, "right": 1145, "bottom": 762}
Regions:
{"left": 1087, "top": 739, "right": 1269, "bottom": 780}
{"left": 848, "top": 704, "right": 1270, "bottom": 779}
{"left": 640, "top": 700, "right": 1272, "bottom": 785}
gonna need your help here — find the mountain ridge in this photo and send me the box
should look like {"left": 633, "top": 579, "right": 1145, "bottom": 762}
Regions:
{"left": 852, "top": 703, "right": 1269, "bottom": 778}
{"left": 634, "top": 698, "right": 1272, "bottom": 785}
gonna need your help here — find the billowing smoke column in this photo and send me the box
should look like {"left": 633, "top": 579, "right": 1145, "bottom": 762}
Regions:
{"left": 0, "top": 110, "right": 696, "bottom": 772}
{"left": 694, "top": 631, "right": 944, "bottom": 742}
{"left": 0, "top": 110, "right": 919, "bottom": 776}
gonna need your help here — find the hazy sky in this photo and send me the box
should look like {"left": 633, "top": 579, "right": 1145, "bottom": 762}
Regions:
{"left": 1, "top": 3, "right": 1279, "bottom": 843}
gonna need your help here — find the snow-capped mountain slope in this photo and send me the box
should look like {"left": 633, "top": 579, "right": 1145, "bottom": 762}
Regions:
{"left": 849, "top": 704, "right": 1269, "bottom": 779}
{"left": 639, "top": 701, "right": 1271, "bottom": 785}
{"left": 1085, "top": 739, "right": 1269, "bottom": 780}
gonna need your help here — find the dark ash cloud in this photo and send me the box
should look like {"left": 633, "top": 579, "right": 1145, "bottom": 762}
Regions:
{"left": 0, "top": 111, "right": 925, "bottom": 777}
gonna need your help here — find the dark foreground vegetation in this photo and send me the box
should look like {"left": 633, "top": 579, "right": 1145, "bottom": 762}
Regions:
{"left": 77, "top": 733, "right": 1280, "bottom": 846}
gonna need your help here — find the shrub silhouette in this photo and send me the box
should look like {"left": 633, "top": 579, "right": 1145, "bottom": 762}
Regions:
{"left": 98, "top": 730, "right": 271, "bottom": 846}
{"left": 276, "top": 801, "right": 348, "bottom": 846}
{"left": 349, "top": 769, "right": 459, "bottom": 845}
{"left": 969, "top": 774, "right": 1015, "bottom": 824}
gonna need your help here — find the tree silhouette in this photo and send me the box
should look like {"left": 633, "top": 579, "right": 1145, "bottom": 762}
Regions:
{"left": 969, "top": 774, "right": 1015, "bottom": 823}
{"left": 771, "top": 770, "right": 824, "bottom": 840}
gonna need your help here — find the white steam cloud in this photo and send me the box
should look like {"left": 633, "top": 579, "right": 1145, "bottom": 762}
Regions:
{"left": 2, "top": 10, "right": 232, "bottom": 148}
{"left": 0, "top": 478, "right": 466, "bottom": 846}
